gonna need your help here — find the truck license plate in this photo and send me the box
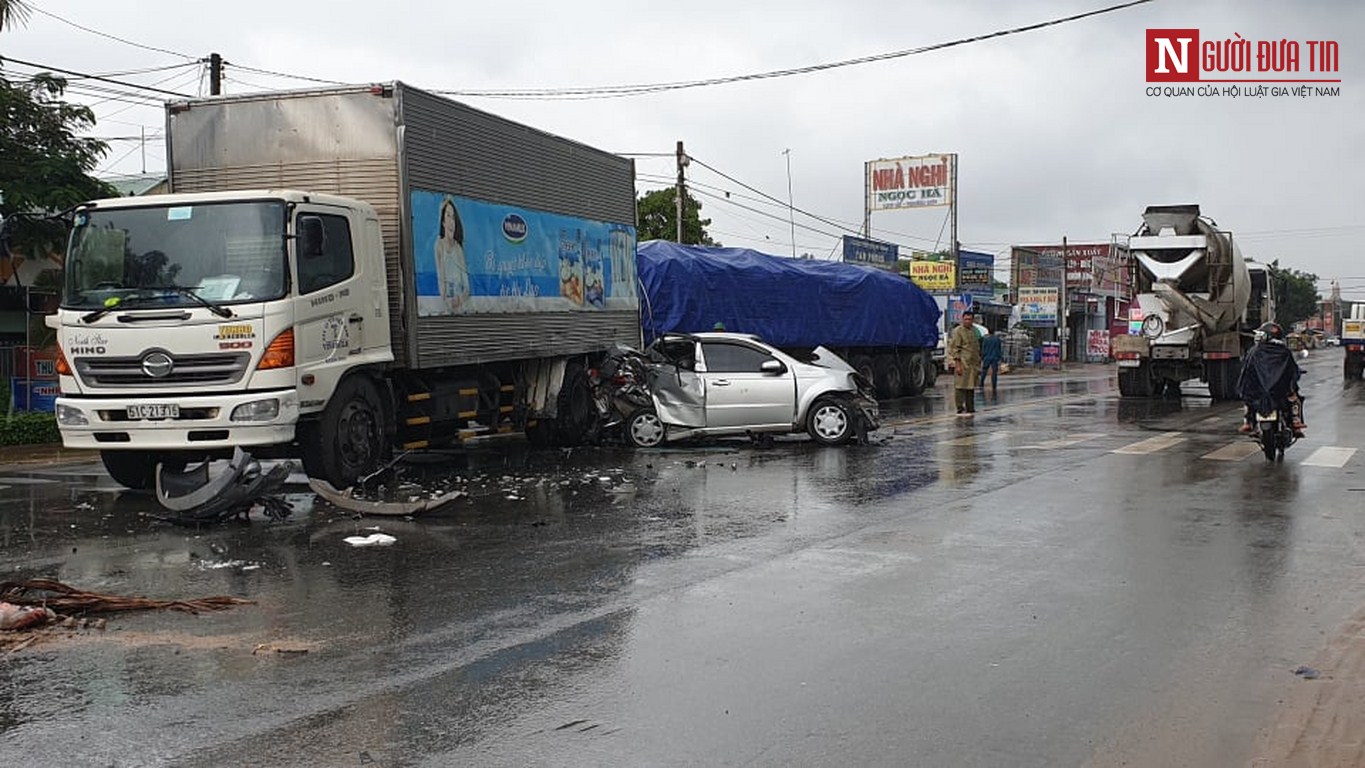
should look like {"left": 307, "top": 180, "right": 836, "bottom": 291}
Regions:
{"left": 127, "top": 404, "right": 180, "bottom": 420}
{"left": 1117, "top": 360, "right": 1142, "bottom": 368}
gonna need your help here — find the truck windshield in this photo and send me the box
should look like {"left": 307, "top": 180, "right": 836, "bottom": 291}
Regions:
{"left": 63, "top": 201, "right": 287, "bottom": 310}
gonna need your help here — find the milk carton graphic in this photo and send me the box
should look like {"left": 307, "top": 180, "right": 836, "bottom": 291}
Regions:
{"left": 584, "top": 236, "right": 605, "bottom": 309}
{"left": 559, "top": 229, "right": 584, "bottom": 306}
{"left": 609, "top": 227, "right": 635, "bottom": 297}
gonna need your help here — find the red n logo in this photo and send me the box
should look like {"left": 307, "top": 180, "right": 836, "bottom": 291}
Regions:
{"left": 1146, "top": 29, "right": 1200, "bottom": 82}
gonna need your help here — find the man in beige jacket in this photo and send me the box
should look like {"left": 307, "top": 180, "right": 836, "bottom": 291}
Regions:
{"left": 947, "top": 310, "right": 983, "bottom": 416}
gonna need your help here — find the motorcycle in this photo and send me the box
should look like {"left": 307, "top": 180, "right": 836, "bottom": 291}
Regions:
{"left": 1250, "top": 404, "right": 1297, "bottom": 462}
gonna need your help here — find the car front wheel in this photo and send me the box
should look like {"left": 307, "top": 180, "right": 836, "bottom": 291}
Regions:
{"left": 807, "top": 397, "right": 854, "bottom": 446}
{"left": 625, "top": 409, "right": 666, "bottom": 448}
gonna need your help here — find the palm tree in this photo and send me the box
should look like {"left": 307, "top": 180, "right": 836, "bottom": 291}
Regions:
{"left": 0, "top": 0, "right": 32, "bottom": 32}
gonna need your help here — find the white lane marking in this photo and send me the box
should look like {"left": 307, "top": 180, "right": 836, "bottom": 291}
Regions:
{"left": 1019, "top": 433, "right": 1105, "bottom": 450}
{"left": 943, "top": 431, "right": 1012, "bottom": 447}
{"left": 1112, "top": 432, "right": 1186, "bottom": 455}
{"left": 1301, "top": 447, "right": 1358, "bottom": 468}
{"left": 1202, "top": 441, "right": 1262, "bottom": 462}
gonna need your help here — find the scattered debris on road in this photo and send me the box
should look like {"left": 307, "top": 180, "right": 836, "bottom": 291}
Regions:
{"left": 0, "top": 579, "right": 253, "bottom": 618}
{"left": 343, "top": 533, "right": 398, "bottom": 547}
{"left": 311, "top": 478, "right": 465, "bottom": 516}
{"left": 1294, "top": 665, "right": 1322, "bottom": 680}
{"left": 154, "top": 448, "right": 295, "bottom": 524}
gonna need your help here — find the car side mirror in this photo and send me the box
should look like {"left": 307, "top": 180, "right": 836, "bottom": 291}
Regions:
{"left": 760, "top": 359, "right": 786, "bottom": 375}
{"left": 297, "top": 216, "right": 325, "bottom": 258}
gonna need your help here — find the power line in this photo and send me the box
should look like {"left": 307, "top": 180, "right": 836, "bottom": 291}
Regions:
{"left": 29, "top": 6, "right": 197, "bottom": 60}
{"left": 436, "top": 0, "right": 1155, "bottom": 100}
{"left": 4, "top": 57, "right": 192, "bottom": 97}
{"left": 226, "top": 62, "right": 349, "bottom": 87}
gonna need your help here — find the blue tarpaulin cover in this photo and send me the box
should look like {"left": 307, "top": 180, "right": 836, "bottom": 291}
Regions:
{"left": 637, "top": 241, "right": 941, "bottom": 348}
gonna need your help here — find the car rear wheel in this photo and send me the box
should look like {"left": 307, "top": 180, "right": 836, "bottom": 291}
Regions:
{"left": 625, "top": 409, "right": 666, "bottom": 448}
{"left": 807, "top": 397, "right": 854, "bottom": 446}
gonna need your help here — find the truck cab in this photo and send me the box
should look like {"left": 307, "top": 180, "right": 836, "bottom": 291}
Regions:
{"left": 51, "top": 190, "right": 393, "bottom": 489}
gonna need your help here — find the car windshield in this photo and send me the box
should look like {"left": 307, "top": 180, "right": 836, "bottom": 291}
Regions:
{"left": 63, "top": 201, "right": 287, "bottom": 310}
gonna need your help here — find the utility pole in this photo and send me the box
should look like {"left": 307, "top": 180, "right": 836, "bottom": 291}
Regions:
{"left": 1062, "top": 236, "right": 1070, "bottom": 366}
{"left": 783, "top": 149, "right": 796, "bottom": 258}
{"left": 674, "top": 140, "right": 687, "bottom": 244}
{"left": 209, "top": 52, "right": 223, "bottom": 96}
{"left": 140, "top": 125, "right": 146, "bottom": 174}
{"left": 950, "top": 153, "right": 960, "bottom": 299}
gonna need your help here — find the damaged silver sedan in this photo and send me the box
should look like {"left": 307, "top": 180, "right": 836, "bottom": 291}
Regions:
{"left": 619, "top": 332, "right": 879, "bottom": 448}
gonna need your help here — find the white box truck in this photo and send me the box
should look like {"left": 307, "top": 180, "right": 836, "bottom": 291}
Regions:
{"left": 47, "top": 83, "right": 640, "bottom": 489}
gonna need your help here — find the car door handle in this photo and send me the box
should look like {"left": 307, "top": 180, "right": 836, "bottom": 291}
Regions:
{"left": 348, "top": 313, "right": 364, "bottom": 324}
{"left": 712, "top": 379, "right": 731, "bottom": 386}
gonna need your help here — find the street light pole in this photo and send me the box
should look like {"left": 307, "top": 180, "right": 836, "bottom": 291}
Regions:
{"left": 783, "top": 148, "right": 796, "bottom": 258}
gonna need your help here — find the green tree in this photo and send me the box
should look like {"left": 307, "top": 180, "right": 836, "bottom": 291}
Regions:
{"left": 0, "top": 0, "right": 32, "bottom": 31}
{"left": 1268, "top": 261, "right": 1320, "bottom": 327}
{"left": 1, "top": 63, "right": 116, "bottom": 259}
{"left": 637, "top": 188, "right": 719, "bottom": 246}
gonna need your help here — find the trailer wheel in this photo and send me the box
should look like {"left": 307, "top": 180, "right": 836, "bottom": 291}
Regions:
{"left": 849, "top": 355, "right": 875, "bottom": 389}
{"left": 903, "top": 353, "right": 928, "bottom": 396}
{"left": 101, "top": 450, "right": 185, "bottom": 491}
{"left": 873, "top": 355, "right": 906, "bottom": 399}
{"left": 301, "top": 375, "right": 388, "bottom": 487}
{"left": 921, "top": 351, "right": 938, "bottom": 388}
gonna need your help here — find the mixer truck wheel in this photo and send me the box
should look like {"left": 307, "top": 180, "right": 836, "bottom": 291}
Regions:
{"left": 921, "top": 351, "right": 938, "bottom": 388}
{"left": 1118, "top": 364, "right": 1154, "bottom": 398}
{"left": 873, "top": 355, "right": 907, "bottom": 399}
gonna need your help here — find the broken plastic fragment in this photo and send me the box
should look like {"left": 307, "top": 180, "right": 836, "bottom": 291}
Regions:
{"left": 343, "top": 533, "right": 397, "bottom": 547}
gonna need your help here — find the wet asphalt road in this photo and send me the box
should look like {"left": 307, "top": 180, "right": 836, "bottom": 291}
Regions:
{"left": 2, "top": 352, "right": 1364, "bottom": 767}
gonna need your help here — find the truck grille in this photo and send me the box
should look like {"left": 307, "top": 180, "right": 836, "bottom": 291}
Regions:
{"left": 75, "top": 352, "right": 251, "bottom": 387}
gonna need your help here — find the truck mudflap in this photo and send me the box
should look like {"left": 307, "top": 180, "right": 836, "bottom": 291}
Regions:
{"left": 155, "top": 447, "right": 294, "bottom": 522}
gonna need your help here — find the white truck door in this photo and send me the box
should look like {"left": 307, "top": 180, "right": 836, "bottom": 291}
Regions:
{"left": 293, "top": 208, "right": 369, "bottom": 404}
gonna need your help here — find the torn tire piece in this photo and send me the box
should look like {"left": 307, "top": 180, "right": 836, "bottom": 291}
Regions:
{"left": 309, "top": 478, "right": 465, "bottom": 517}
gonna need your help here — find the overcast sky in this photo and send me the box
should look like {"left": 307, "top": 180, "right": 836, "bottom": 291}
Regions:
{"left": 3, "top": 0, "right": 1360, "bottom": 296}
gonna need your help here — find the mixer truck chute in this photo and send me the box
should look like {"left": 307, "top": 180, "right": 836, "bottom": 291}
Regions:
{"left": 1111, "top": 205, "right": 1263, "bottom": 400}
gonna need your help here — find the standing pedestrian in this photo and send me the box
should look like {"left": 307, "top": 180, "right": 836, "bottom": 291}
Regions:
{"left": 948, "top": 310, "right": 983, "bottom": 416}
{"left": 980, "top": 328, "right": 1003, "bottom": 393}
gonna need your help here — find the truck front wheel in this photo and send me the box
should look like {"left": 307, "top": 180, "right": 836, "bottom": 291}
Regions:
{"left": 301, "top": 376, "right": 388, "bottom": 487}
{"left": 101, "top": 450, "right": 176, "bottom": 490}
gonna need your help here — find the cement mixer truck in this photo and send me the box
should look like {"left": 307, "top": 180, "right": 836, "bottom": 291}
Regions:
{"left": 1112, "top": 205, "right": 1264, "bottom": 399}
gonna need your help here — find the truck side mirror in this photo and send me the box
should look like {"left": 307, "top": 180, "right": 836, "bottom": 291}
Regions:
{"left": 298, "top": 216, "right": 325, "bottom": 258}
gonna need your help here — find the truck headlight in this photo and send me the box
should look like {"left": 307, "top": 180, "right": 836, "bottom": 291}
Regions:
{"left": 230, "top": 398, "right": 280, "bottom": 422}
{"left": 1141, "top": 314, "right": 1166, "bottom": 339}
{"left": 56, "top": 404, "right": 88, "bottom": 426}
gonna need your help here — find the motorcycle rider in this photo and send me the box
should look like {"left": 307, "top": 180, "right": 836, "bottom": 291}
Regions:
{"left": 1237, "top": 322, "right": 1306, "bottom": 438}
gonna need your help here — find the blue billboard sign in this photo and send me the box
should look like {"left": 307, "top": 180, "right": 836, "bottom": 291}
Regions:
{"left": 11, "top": 378, "right": 58, "bottom": 412}
{"left": 841, "top": 235, "right": 899, "bottom": 266}
{"left": 411, "top": 189, "right": 638, "bottom": 317}
{"left": 958, "top": 250, "right": 995, "bottom": 291}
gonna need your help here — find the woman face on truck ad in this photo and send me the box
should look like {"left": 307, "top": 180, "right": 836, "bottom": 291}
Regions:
{"left": 439, "top": 199, "right": 463, "bottom": 245}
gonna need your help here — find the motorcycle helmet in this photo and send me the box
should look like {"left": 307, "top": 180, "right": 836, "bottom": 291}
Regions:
{"left": 1256, "top": 322, "right": 1284, "bottom": 343}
